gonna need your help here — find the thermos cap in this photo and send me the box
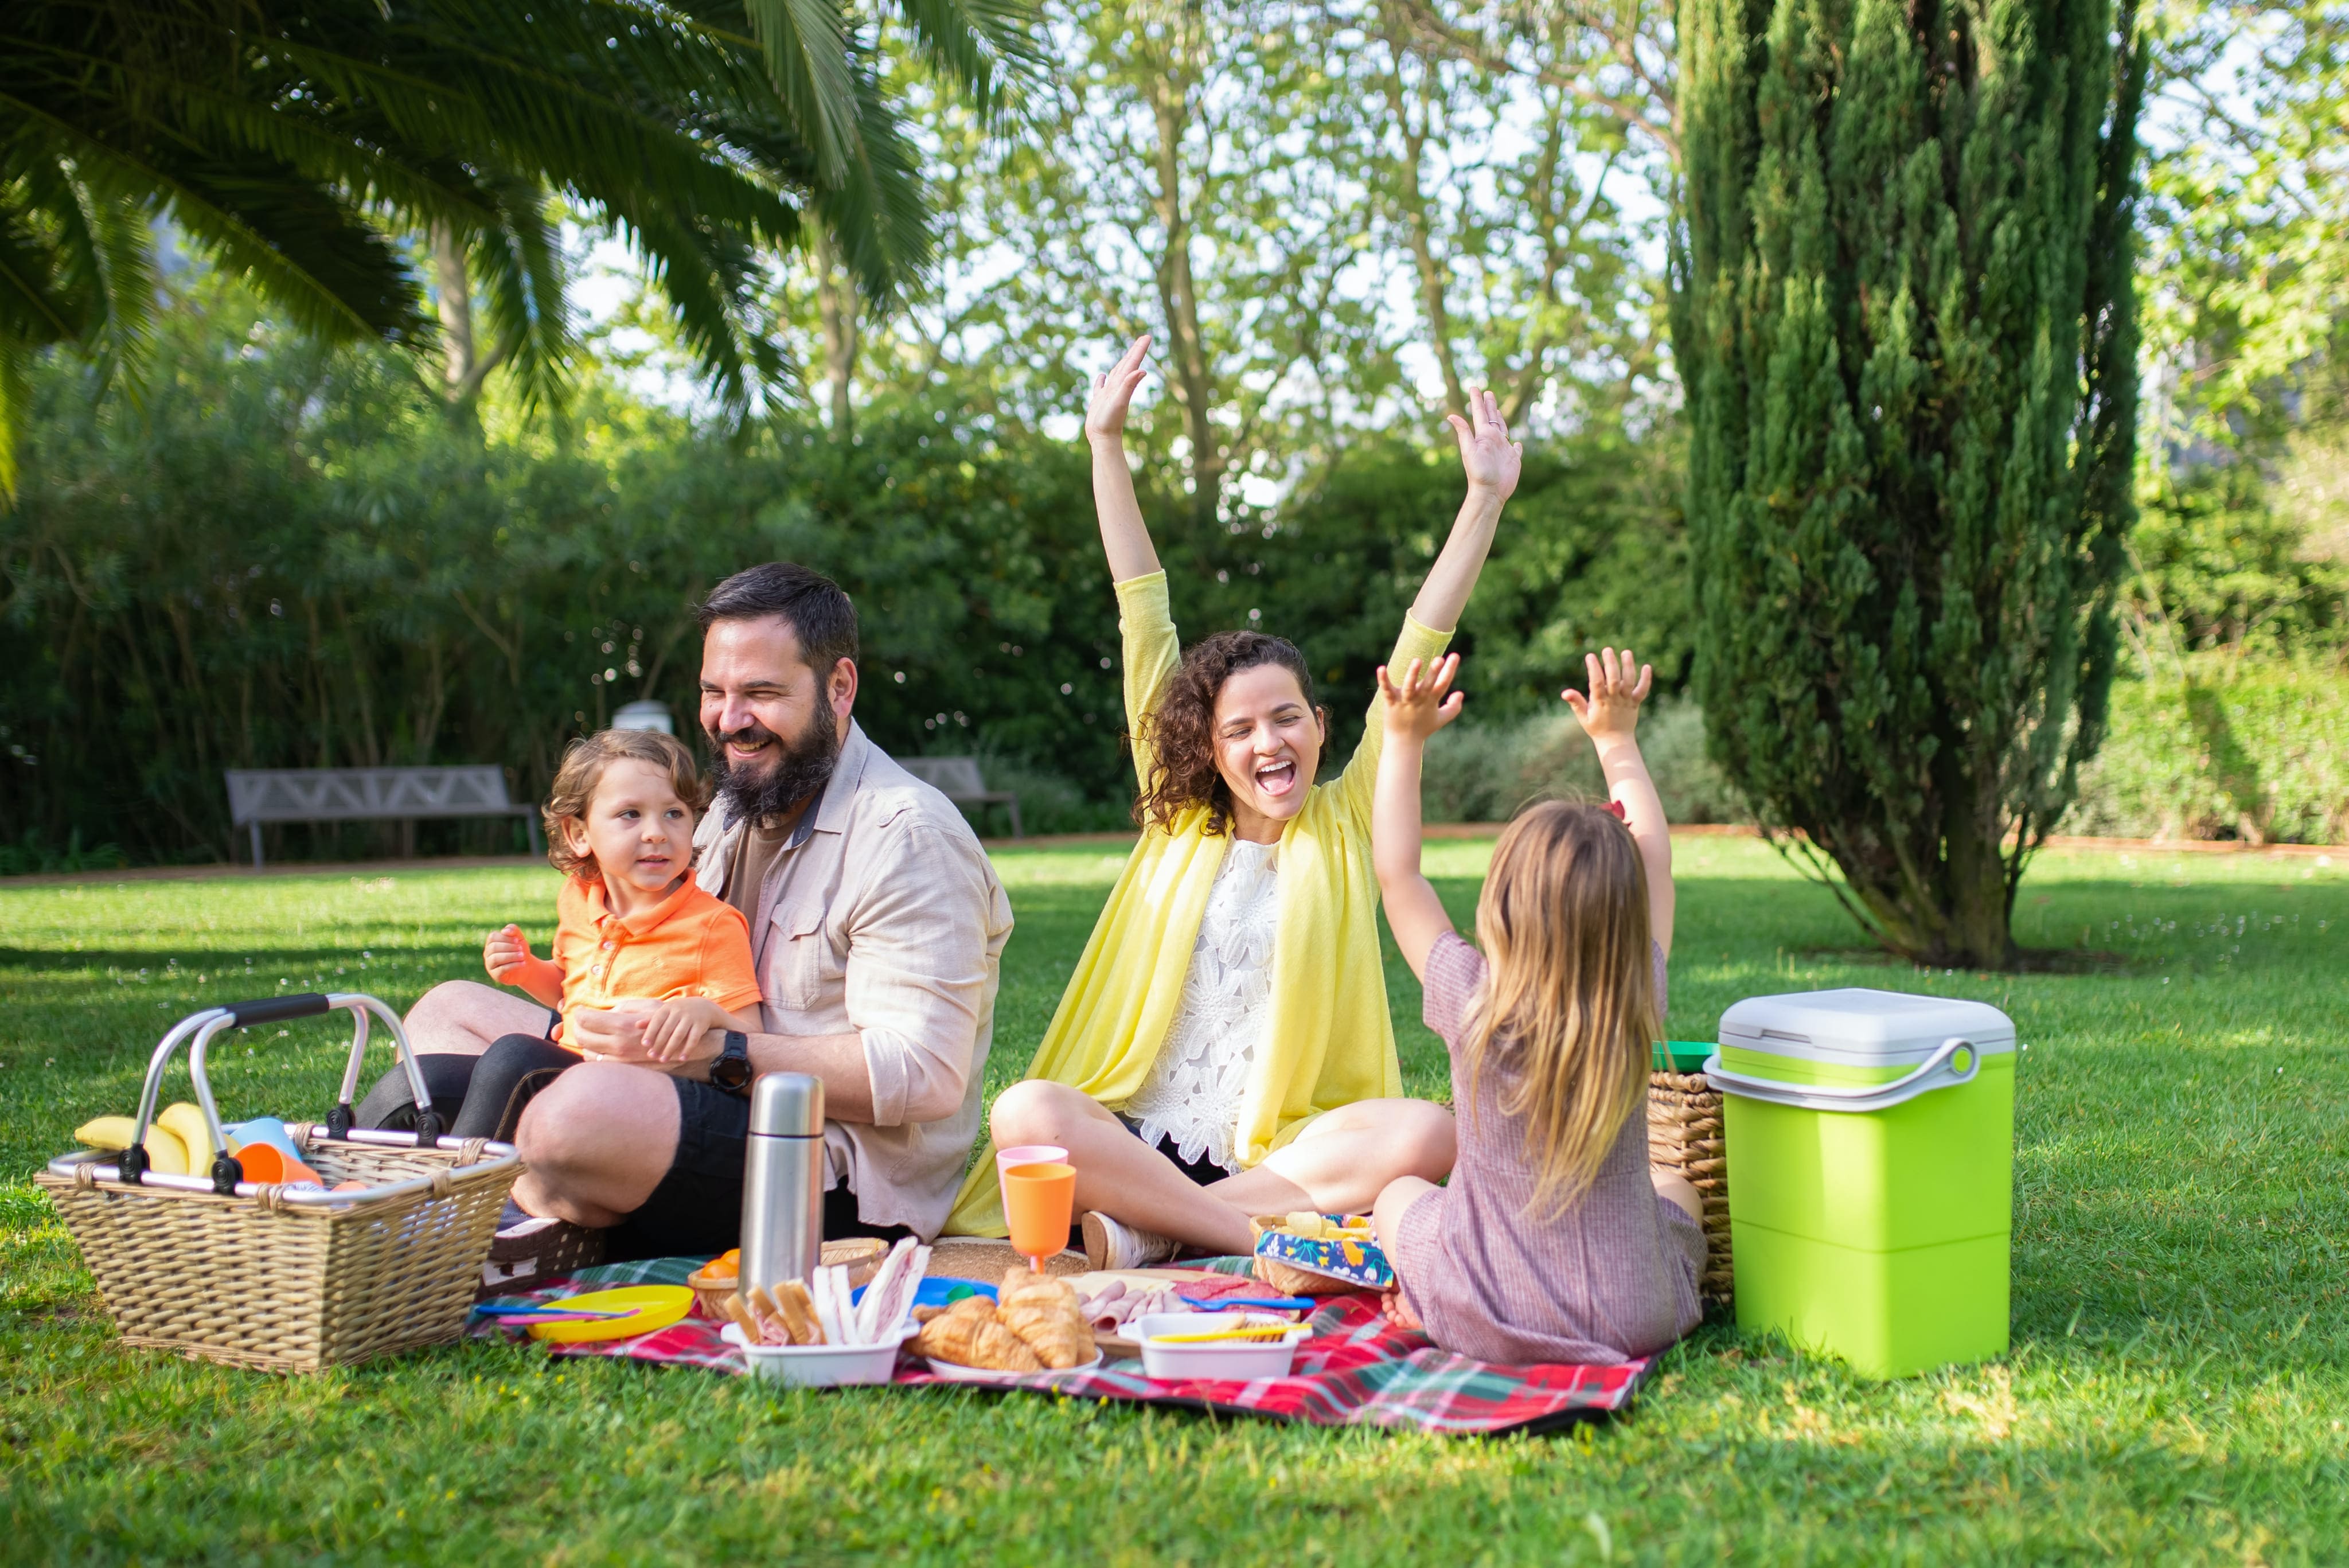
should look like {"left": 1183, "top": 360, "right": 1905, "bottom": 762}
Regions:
{"left": 748, "top": 1071, "right": 825, "bottom": 1137}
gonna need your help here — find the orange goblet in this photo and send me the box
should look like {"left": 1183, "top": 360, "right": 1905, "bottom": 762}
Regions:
{"left": 1001, "top": 1160, "right": 1076, "bottom": 1274}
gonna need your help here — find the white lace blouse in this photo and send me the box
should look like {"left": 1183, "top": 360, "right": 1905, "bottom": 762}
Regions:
{"left": 1121, "top": 837, "right": 1279, "bottom": 1173}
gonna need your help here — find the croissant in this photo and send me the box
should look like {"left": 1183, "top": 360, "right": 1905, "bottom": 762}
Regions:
{"left": 910, "top": 1299, "right": 1046, "bottom": 1372}
{"left": 997, "top": 1272, "right": 1094, "bottom": 1368}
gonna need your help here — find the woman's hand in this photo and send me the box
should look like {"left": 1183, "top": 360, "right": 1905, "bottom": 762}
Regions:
{"left": 1084, "top": 333, "right": 1153, "bottom": 444}
{"left": 1562, "top": 646, "right": 1653, "bottom": 743}
{"left": 1445, "top": 387, "right": 1522, "bottom": 504}
{"left": 1378, "top": 654, "right": 1465, "bottom": 744}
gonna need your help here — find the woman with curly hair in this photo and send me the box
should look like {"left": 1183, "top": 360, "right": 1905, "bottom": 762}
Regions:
{"left": 945, "top": 334, "right": 1523, "bottom": 1263}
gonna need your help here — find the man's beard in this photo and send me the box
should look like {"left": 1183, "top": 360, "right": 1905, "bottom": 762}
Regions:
{"left": 709, "top": 705, "right": 838, "bottom": 824}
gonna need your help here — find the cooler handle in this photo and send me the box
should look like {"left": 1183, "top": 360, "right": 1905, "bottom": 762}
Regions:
{"left": 1703, "top": 1035, "right": 1981, "bottom": 1114}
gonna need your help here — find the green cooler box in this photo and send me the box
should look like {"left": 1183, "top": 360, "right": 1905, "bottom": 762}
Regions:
{"left": 1707, "top": 989, "right": 2015, "bottom": 1378}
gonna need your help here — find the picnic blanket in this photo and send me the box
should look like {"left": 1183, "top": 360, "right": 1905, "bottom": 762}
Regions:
{"left": 473, "top": 1256, "right": 1651, "bottom": 1437}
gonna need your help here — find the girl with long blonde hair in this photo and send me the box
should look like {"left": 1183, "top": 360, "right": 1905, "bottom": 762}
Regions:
{"left": 1369, "top": 648, "right": 1705, "bottom": 1363}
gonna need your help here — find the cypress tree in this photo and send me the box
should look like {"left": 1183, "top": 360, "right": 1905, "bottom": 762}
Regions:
{"left": 1672, "top": 0, "right": 2149, "bottom": 967}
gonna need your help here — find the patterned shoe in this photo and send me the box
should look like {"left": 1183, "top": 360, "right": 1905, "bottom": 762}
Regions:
{"left": 1079, "top": 1210, "right": 1180, "bottom": 1270}
{"left": 477, "top": 1214, "right": 607, "bottom": 1298}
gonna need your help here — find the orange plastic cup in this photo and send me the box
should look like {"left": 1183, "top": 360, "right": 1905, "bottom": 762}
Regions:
{"left": 1001, "top": 1160, "right": 1076, "bottom": 1273}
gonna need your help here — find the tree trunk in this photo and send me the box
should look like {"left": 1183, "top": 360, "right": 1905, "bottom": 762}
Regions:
{"left": 432, "top": 224, "right": 505, "bottom": 411}
{"left": 814, "top": 227, "right": 859, "bottom": 441}
{"left": 1144, "top": 71, "right": 1223, "bottom": 525}
{"left": 1377, "top": 45, "right": 1466, "bottom": 419}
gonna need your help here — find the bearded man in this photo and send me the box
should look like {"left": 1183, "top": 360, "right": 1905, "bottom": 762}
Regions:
{"left": 360, "top": 563, "right": 1012, "bottom": 1286}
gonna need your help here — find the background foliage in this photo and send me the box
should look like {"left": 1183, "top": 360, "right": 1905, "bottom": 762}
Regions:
{"left": 1, "top": 0, "right": 2342, "bottom": 868}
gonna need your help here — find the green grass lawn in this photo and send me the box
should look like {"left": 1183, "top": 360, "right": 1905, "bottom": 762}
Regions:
{"left": 3, "top": 837, "right": 2346, "bottom": 1564}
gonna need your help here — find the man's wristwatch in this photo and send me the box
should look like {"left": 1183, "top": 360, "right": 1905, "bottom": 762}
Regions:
{"left": 709, "top": 1029, "right": 753, "bottom": 1095}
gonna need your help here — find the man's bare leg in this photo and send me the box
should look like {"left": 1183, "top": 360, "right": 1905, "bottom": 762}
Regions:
{"left": 403, "top": 980, "right": 550, "bottom": 1058}
{"left": 509, "top": 1060, "right": 681, "bottom": 1227}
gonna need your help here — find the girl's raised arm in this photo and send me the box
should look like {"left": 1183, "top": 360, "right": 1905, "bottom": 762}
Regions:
{"left": 1085, "top": 334, "right": 1161, "bottom": 583}
{"left": 1373, "top": 656, "right": 1466, "bottom": 980}
{"left": 1563, "top": 648, "right": 1675, "bottom": 957}
{"left": 1407, "top": 388, "right": 1521, "bottom": 635}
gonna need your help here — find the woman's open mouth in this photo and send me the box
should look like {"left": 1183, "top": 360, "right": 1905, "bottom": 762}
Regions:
{"left": 1253, "top": 758, "right": 1298, "bottom": 799}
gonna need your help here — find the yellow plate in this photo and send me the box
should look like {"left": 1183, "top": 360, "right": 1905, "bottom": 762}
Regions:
{"left": 525, "top": 1285, "right": 694, "bottom": 1344}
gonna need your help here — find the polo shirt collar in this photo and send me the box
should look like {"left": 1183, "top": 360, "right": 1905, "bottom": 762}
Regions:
{"left": 587, "top": 872, "right": 696, "bottom": 938}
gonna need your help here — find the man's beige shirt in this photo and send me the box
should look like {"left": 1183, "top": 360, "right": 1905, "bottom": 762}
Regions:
{"left": 693, "top": 721, "right": 1012, "bottom": 1238}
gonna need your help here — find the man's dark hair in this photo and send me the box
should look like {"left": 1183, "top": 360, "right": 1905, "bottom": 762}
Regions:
{"left": 695, "top": 563, "right": 859, "bottom": 673}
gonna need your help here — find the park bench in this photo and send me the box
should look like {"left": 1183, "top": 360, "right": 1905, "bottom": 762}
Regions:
{"left": 896, "top": 756, "right": 1023, "bottom": 838}
{"left": 224, "top": 766, "right": 544, "bottom": 869}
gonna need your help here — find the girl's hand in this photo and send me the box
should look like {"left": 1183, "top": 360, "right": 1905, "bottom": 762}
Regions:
{"left": 1445, "top": 387, "right": 1522, "bottom": 503}
{"left": 1378, "top": 654, "right": 1465, "bottom": 742}
{"left": 482, "top": 924, "right": 532, "bottom": 983}
{"left": 1083, "top": 333, "right": 1153, "bottom": 443}
{"left": 1562, "top": 646, "right": 1654, "bottom": 743}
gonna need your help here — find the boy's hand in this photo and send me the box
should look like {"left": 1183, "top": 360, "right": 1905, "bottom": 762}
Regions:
{"left": 1562, "top": 646, "right": 1654, "bottom": 743}
{"left": 483, "top": 924, "right": 533, "bottom": 984}
{"left": 1083, "top": 333, "right": 1153, "bottom": 443}
{"left": 1445, "top": 387, "right": 1522, "bottom": 503}
{"left": 1378, "top": 654, "right": 1465, "bottom": 743}
{"left": 637, "top": 995, "right": 729, "bottom": 1064}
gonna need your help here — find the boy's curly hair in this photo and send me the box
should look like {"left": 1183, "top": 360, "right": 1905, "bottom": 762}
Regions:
{"left": 542, "top": 729, "right": 711, "bottom": 879}
{"left": 1133, "top": 630, "right": 1321, "bottom": 836}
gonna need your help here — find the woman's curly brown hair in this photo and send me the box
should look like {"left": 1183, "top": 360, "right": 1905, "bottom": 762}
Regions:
{"left": 542, "top": 728, "right": 712, "bottom": 879}
{"left": 1133, "top": 630, "right": 1322, "bottom": 836}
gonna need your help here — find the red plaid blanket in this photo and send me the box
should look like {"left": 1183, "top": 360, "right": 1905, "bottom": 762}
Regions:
{"left": 474, "top": 1257, "right": 1649, "bottom": 1437}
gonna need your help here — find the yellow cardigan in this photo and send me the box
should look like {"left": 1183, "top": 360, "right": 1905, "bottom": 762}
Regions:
{"left": 943, "top": 571, "right": 1451, "bottom": 1236}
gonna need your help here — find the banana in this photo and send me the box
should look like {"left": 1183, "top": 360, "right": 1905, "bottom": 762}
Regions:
{"left": 156, "top": 1102, "right": 217, "bottom": 1172}
{"left": 72, "top": 1115, "right": 190, "bottom": 1175}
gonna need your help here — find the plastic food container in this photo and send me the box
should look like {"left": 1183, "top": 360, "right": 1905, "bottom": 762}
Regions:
{"left": 1132, "top": 1312, "right": 1312, "bottom": 1381}
{"left": 1707, "top": 988, "right": 2015, "bottom": 1378}
{"left": 719, "top": 1320, "right": 916, "bottom": 1387}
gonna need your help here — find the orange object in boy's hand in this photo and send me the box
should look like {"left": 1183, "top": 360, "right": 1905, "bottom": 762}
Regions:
{"left": 483, "top": 923, "right": 534, "bottom": 983}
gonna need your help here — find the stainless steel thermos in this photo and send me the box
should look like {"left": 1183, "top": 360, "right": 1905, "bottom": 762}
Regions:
{"left": 741, "top": 1071, "right": 825, "bottom": 1293}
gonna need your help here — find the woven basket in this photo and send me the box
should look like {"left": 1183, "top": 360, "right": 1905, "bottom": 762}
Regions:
{"left": 1648, "top": 1070, "right": 1733, "bottom": 1304}
{"left": 37, "top": 992, "right": 521, "bottom": 1374}
{"left": 40, "top": 1126, "right": 516, "bottom": 1373}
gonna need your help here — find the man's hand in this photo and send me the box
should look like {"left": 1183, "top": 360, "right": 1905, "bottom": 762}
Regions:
{"left": 1445, "top": 387, "right": 1522, "bottom": 504}
{"left": 1563, "top": 646, "right": 1653, "bottom": 744}
{"left": 483, "top": 924, "right": 533, "bottom": 984}
{"left": 1083, "top": 333, "right": 1152, "bottom": 444}
{"left": 564, "top": 999, "right": 723, "bottom": 1076}
{"left": 1378, "top": 654, "right": 1465, "bottom": 744}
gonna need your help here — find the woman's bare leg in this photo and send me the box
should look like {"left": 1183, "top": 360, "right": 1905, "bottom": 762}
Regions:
{"left": 990, "top": 1082, "right": 1257, "bottom": 1255}
{"left": 1205, "top": 1098, "right": 1456, "bottom": 1218}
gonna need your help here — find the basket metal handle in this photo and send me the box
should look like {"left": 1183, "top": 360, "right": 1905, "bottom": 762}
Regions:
{"left": 1703, "top": 1035, "right": 1982, "bottom": 1114}
{"left": 123, "top": 992, "right": 440, "bottom": 1192}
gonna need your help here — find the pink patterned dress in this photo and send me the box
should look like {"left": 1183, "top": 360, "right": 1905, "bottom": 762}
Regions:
{"left": 1391, "top": 930, "right": 1704, "bottom": 1364}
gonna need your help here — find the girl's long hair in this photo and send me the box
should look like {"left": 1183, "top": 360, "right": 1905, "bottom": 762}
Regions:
{"left": 1458, "top": 800, "right": 1659, "bottom": 1216}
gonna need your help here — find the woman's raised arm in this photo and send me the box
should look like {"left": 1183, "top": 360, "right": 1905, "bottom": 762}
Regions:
{"left": 1086, "top": 334, "right": 1161, "bottom": 583}
{"left": 1407, "top": 388, "right": 1522, "bottom": 634}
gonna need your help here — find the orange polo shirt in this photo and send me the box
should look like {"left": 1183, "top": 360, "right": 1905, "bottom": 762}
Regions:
{"left": 549, "top": 873, "right": 763, "bottom": 1042}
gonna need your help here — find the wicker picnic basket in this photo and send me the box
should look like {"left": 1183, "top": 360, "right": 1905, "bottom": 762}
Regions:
{"left": 1649, "top": 1067, "right": 1733, "bottom": 1304}
{"left": 37, "top": 992, "right": 521, "bottom": 1374}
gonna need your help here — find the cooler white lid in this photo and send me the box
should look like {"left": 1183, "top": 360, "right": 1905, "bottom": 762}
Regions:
{"left": 1717, "top": 988, "right": 2015, "bottom": 1066}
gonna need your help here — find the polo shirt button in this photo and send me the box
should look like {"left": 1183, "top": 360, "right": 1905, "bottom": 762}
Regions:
{"left": 601, "top": 941, "right": 613, "bottom": 950}
{"left": 590, "top": 964, "right": 603, "bottom": 976}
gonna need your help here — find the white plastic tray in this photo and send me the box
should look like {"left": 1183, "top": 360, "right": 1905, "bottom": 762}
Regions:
{"left": 720, "top": 1319, "right": 916, "bottom": 1386}
{"left": 1132, "top": 1311, "right": 1312, "bottom": 1381}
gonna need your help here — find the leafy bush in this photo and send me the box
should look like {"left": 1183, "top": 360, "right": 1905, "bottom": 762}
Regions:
{"left": 1420, "top": 700, "right": 1745, "bottom": 826}
{"left": 2069, "top": 661, "right": 2349, "bottom": 844}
